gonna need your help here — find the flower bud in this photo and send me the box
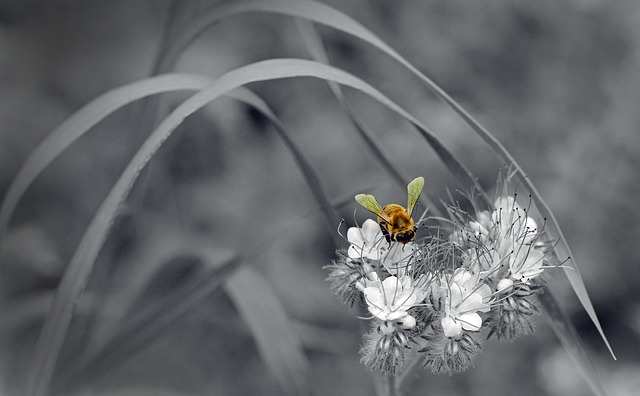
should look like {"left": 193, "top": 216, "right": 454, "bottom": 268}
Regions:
{"left": 421, "top": 329, "right": 482, "bottom": 375}
{"left": 379, "top": 320, "right": 396, "bottom": 335}
{"left": 397, "top": 315, "right": 416, "bottom": 330}
{"left": 497, "top": 278, "right": 513, "bottom": 293}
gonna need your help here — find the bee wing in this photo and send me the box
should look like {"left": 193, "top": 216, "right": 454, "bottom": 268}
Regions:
{"left": 355, "top": 194, "right": 392, "bottom": 223}
{"left": 406, "top": 176, "right": 425, "bottom": 216}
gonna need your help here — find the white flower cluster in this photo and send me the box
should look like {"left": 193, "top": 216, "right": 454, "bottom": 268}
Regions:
{"left": 456, "top": 196, "right": 544, "bottom": 289}
{"left": 325, "top": 195, "right": 552, "bottom": 375}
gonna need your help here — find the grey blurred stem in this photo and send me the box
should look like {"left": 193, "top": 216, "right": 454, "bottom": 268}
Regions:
{"left": 386, "top": 375, "right": 397, "bottom": 396}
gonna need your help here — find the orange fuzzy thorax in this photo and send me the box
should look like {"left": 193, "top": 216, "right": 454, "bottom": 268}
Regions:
{"left": 377, "top": 204, "right": 416, "bottom": 243}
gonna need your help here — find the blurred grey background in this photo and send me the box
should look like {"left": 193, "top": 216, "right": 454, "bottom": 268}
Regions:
{"left": 1, "top": 0, "right": 639, "bottom": 395}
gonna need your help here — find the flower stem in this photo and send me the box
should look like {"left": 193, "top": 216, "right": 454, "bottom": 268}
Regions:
{"left": 396, "top": 351, "right": 422, "bottom": 391}
{"left": 386, "top": 374, "right": 397, "bottom": 396}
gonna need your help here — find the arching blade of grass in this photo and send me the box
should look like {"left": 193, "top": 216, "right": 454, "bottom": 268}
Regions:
{"left": 157, "top": 0, "right": 394, "bottom": 75}
{"left": 0, "top": 74, "right": 214, "bottom": 245}
{"left": 0, "top": 73, "right": 339, "bottom": 249}
{"left": 294, "top": 18, "right": 452, "bottom": 218}
{"left": 58, "top": 87, "right": 318, "bottom": 394}
{"left": 23, "top": 58, "right": 479, "bottom": 396}
{"left": 157, "top": 0, "right": 484, "bottom": 201}
{"left": 59, "top": 252, "right": 241, "bottom": 394}
{"left": 294, "top": 18, "right": 411, "bottom": 187}
{"left": 538, "top": 289, "right": 609, "bottom": 396}
{"left": 225, "top": 266, "right": 310, "bottom": 395}
{"left": 0, "top": 292, "right": 54, "bottom": 338}
{"left": 226, "top": 88, "right": 340, "bottom": 246}
{"left": 5, "top": 78, "right": 332, "bottom": 392}
{"left": 159, "top": 0, "right": 613, "bottom": 360}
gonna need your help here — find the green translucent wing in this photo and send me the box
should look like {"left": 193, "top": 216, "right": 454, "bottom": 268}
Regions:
{"left": 355, "top": 193, "right": 391, "bottom": 223}
{"left": 406, "top": 176, "right": 424, "bottom": 216}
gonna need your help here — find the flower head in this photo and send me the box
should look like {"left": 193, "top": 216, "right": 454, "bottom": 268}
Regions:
{"left": 324, "top": 250, "right": 365, "bottom": 306}
{"left": 488, "top": 282, "right": 542, "bottom": 340}
{"left": 454, "top": 195, "right": 546, "bottom": 287}
{"left": 421, "top": 330, "right": 482, "bottom": 375}
{"left": 360, "top": 325, "right": 409, "bottom": 375}
{"left": 360, "top": 273, "right": 427, "bottom": 323}
{"left": 440, "top": 269, "right": 492, "bottom": 339}
{"left": 491, "top": 196, "right": 538, "bottom": 254}
{"left": 508, "top": 246, "right": 545, "bottom": 283}
{"left": 347, "top": 219, "right": 415, "bottom": 275}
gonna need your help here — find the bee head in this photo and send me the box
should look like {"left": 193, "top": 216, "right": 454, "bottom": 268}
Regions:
{"left": 395, "top": 230, "right": 415, "bottom": 244}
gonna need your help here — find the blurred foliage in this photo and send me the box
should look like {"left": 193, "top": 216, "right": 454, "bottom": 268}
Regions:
{"left": 1, "top": 0, "right": 639, "bottom": 395}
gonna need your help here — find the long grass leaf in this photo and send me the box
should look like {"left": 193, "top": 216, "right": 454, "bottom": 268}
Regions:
{"left": 159, "top": 0, "right": 613, "bottom": 359}
{"left": 0, "top": 74, "right": 214, "bottom": 244}
{"left": 0, "top": 292, "right": 53, "bottom": 337}
{"left": 296, "top": 17, "right": 411, "bottom": 188}
{"left": 159, "top": 0, "right": 485, "bottom": 200}
{"left": 0, "top": 74, "right": 339, "bottom": 248}
{"left": 294, "top": 19, "right": 447, "bottom": 218}
{"left": 538, "top": 289, "right": 609, "bottom": 396}
{"left": 59, "top": 253, "right": 241, "bottom": 393}
{"left": 24, "top": 58, "right": 476, "bottom": 396}
{"left": 225, "top": 266, "right": 310, "bottom": 395}
{"left": 226, "top": 88, "right": 341, "bottom": 246}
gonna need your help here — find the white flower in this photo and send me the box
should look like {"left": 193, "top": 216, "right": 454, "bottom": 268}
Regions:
{"left": 348, "top": 219, "right": 385, "bottom": 261}
{"left": 362, "top": 274, "right": 426, "bottom": 322}
{"left": 456, "top": 196, "right": 544, "bottom": 283}
{"left": 492, "top": 196, "right": 538, "bottom": 252}
{"left": 508, "top": 247, "right": 544, "bottom": 283}
{"left": 463, "top": 247, "right": 505, "bottom": 280}
{"left": 496, "top": 278, "right": 514, "bottom": 293}
{"left": 347, "top": 219, "right": 415, "bottom": 275}
{"left": 378, "top": 242, "right": 416, "bottom": 275}
{"left": 441, "top": 269, "right": 492, "bottom": 339}
{"left": 450, "top": 210, "right": 492, "bottom": 248}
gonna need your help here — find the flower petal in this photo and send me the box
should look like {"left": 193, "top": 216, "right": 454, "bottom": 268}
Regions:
{"left": 381, "top": 242, "right": 415, "bottom": 275}
{"left": 362, "top": 219, "right": 382, "bottom": 242}
{"left": 387, "top": 310, "right": 408, "bottom": 321}
{"left": 381, "top": 276, "right": 401, "bottom": 304}
{"left": 457, "top": 292, "right": 487, "bottom": 314}
{"left": 347, "top": 226, "right": 365, "bottom": 246}
{"left": 510, "top": 248, "right": 544, "bottom": 282}
{"left": 442, "top": 316, "right": 463, "bottom": 338}
{"left": 363, "top": 287, "right": 385, "bottom": 309}
{"left": 347, "top": 244, "right": 364, "bottom": 260}
{"left": 447, "top": 283, "right": 465, "bottom": 307}
{"left": 459, "top": 312, "right": 483, "bottom": 331}
{"left": 453, "top": 268, "right": 472, "bottom": 285}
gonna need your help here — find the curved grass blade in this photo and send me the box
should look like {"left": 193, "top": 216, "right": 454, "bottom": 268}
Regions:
{"left": 26, "top": 59, "right": 482, "bottom": 396}
{"left": 226, "top": 88, "right": 340, "bottom": 246}
{"left": 294, "top": 18, "right": 449, "bottom": 218}
{"left": 538, "top": 289, "right": 609, "bottom": 396}
{"left": 295, "top": 18, "right": 409, "bottom": 187}
{"left": 23, "top": 58, "right": 479, "bottom": 396}
{"left": 59, "top": 253, "right": 241, "bottom": 394}
{"left": 0, "top": 74, "right": 214, "bottom": 245}
{"left": 0, "top": 292, "right": 53, "bottom": 338}
{"left": 157, "top": 0, "right": 485, "bottom": 201}
{"left": 225, "top": 266, "right": 310, "bottom": 395}
{"left": 158, "top": 0, "right": 613, "bottom": 359}
{"left": 0, "top": 72, "right": 339, "bottom": 249}
{"left": 8, "top": 83, "right": 335, "bottom": 393}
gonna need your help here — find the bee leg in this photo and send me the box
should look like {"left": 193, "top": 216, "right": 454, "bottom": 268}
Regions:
{"left": 379, "top": 225, "right": 392, "bottom": 243}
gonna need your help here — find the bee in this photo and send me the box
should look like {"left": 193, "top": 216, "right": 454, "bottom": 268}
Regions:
{"left": 355, "top": 177, "right": 424, "bottom": 244}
